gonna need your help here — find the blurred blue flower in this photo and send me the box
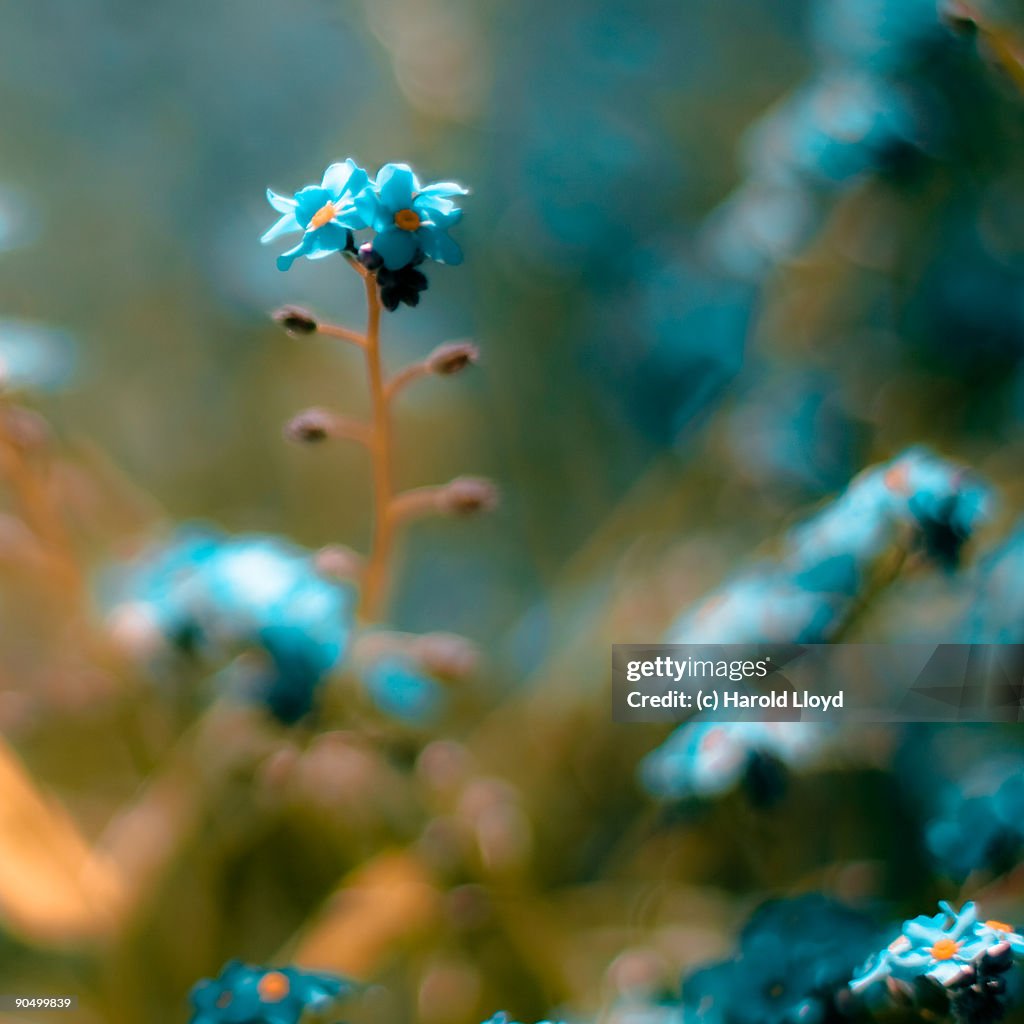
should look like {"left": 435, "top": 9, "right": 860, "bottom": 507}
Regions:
{"left": 356, "top": 163, "right": 467, "bottom": 270}
{"left": 670, "top": 449, "right": 990, "bottom": 644}
{"left": 189, "top": 961, "right": 353, "bottom": 1024}
{"left": 965, "top": 524, "right": 1024, "bottom": 643}
{"left": 107, "top": 526, "right": 354, "bottom": 723}
{"left": 364, "top": 655, "right": 446, "bottom": 725}
{"left": 683, "top": 895, "right": 878, "bottom": 1024}
{"left": 482, "top": 1014, "right": 563, "bottom": 1024}
{"left": 744, "top": 73, "right": 922, "bottom": 187}
{"left": 640, "top": 722, "right": 829, "bottom": 802}
{"left": 926, "top": 756, "right": 1024, "bottom": 880}
{"left": 263, "top": 159, "right": 369, "bottom": 271}
{"left": 850, "top": 902, "right": 1015, "bottom": 993}
{"left": 0, "top": 319, "right": 76, "bottom": 392}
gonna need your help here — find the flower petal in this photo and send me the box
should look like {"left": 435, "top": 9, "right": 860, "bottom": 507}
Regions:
{"left": 260, "top": 212, "right": 300, "bottom": 244}
{"left": 322, "top": 159, "right": 369, "bottom": 200}
{"left": 418, "top": 225, "right": 463, "bottom": 266}
{"left": 293, "top": 186, "right": 333, "bottom": 228}
{"left": 372, "top": 227, "right": 419, "bottom": 270}
{"left": 266, "top": 188, "right": 297, "bottom": 214}
{"left": 377, "top": 163, "right": 417, "bottom": 212}
{"left": 354, "top": 191, "right": 384, "bottom": 231}
{"left": 414, "top": 194, "right": 457, "bottom": 219}
{"left": 419, "top": 181, "right": 469, "bottom": 198}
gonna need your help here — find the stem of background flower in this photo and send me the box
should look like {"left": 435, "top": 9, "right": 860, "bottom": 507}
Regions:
{"left": 355, "top": 264, "right": 396, "bottom": 621}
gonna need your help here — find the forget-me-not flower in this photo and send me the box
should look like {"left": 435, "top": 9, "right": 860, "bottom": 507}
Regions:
{"left": 355, "top": 162, "right": 467, "bottom": 270}
{"left": 189, "top": 961, "right": 353, "bottom": 1024}
{"left": 263, "top": 159, "right": 369, "bottom": 271}
{"left": 850, "top": 902, "right": 1018, "bottom": 994}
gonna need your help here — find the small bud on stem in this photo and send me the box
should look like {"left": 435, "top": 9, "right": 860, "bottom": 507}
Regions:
{"left": 426, "top": 341, "right": 479, "bottom": 376}
{"left": 315, "top": 544, "right": 366, "bottom": 582}
{"left": 272, "top": 305, "right": 319, "bottom": 336}
{"left": 284, "top": 408, "right": 371, "bottom": 446}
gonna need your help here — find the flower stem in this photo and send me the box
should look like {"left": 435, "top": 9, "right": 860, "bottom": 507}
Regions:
{"left": 358, "top": 266, "right": 396, "bottom": 620}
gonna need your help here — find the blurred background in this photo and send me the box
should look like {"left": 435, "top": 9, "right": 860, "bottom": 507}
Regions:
{"left": 1, "top": 0, "right": 1024, "bottom": 1022}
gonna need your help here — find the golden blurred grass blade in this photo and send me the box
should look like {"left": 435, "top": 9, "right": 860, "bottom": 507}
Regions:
{"left": 289, "top": 848, "right": 441, "bottom": 977}
{"left": 0, "top": 739, "right": 124, "bottom": 946}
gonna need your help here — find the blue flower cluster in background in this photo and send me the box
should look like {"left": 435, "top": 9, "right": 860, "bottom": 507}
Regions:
{"left": 668, "top": 448, "right": 990, "bottom": 645}
{"left": 189, "top": 961, "right": 353, "bottom": 1024}
{"left": 639, "top": 722, "right": 830, "bottom": 805}
{"left": 263, "top": 159, "right": 467, "bottom": 310}
{"left": 923, "top": 755, "right": 1024, "bottom": 881}
{"left": 107, "top": 526, "right": 354, "bottom": 724}
{"left": 681, "top": 895, "right": 879, "bottom": 1024}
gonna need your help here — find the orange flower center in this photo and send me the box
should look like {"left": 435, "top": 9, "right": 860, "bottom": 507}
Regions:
{"left": 309, "top": 202, "right": 338, "bottom": 230}
{"left": 930, "top": 938, "right": 961, "bottom": 961}
{"left": 215, "top": 991, "right": 233, "bottom": 1008}
{"left": 257, "top": 971, "right": 290, "bottom": 1003}
{"left": 394, "top": 208, "right": 422, "bottom": 231}
{"left": 986, "top": 920, "right": 1014, "bottom": 933}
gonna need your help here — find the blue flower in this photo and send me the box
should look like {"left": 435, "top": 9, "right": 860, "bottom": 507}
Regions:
{"left": 189, "top": 961, "right": 353, "bottom": 1024}
{"left": 640, "top": 722, "right": 828, "bottom": 802}
{"left": 106, "top": 526, "right": 354, "bottom": 724}
{"left": 850, "top": 902, "right": 1009, "bottom": 993}
{"left": 364, "top": 655, "right": 445, "bottom": 724}
{"left": 683, "top": 896, "right": 878, "bottom": 1024}
{"left": 355, "top": 162, "right": 467, "bottom": 270}
{"left": 263, "top": 159, "right": 370, "bottom": 271}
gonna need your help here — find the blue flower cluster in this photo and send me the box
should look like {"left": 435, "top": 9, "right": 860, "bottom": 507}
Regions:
{"left": 639, "top": 722, "right": 830, "bottom": 805}
{"left": 107, "top": 526, "right": 354, "bottom": 724}
{"left": 850, "top": 902, "right": 1023, "bottom": 1022}
{"left": 668, "top": 448, "right": 989, "bottom": 645}
{"left": 706, "top": 0, "right": 950, "bottom": 280}
{"left": 263, "top": 159, "right": 467, "bottom": 310}
{"left": 682, "top": 895, "right": 878, "bottom": 1024}
{"left": 189, "top": 961, "right": 353, "bottom": 1024}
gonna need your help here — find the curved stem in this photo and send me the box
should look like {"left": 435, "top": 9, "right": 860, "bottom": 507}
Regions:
{"left": 359, "top": 269, "right": 395, "bottom": 620}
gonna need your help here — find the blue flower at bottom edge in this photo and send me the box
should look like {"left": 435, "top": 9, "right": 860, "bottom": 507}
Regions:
{"left": 849, "top": 902, "right": 1024, "bottom": 994}
{"left": 684, "top": 895, "right": 878, "bottom": 1024}
{"left": 356, "top": 162, "right": 467, "bottom": 270}
{"left": 190, "top": 961, "right": 353, "bottom": 1024}
{"left": 263, "top": 159, "right": 370, "bottom": 271}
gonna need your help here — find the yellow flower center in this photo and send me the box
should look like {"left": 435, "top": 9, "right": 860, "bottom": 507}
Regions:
{"left": 394, "top": 208, "right": 422, "bottom": 231}
{"left": 257, "top": 971, "right": 290, "bottom": 1003}
{"left": 986, "top": 920, "right": 1014, "bottom": 933}
{"left": 930, "top": 938, "right": 961, "bottom": 961}
{"left": 309, "top": 202, "right": 338, "bottom": 230}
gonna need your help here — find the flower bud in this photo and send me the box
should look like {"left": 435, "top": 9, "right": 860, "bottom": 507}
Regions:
{"left": 284, "top": 407, "right": 338, "bottom": 443}
{"left": 358, "top": 243, "right": 384, "bottom": 271}
{"left": 411, "top": 632, "right": 480, "bottom": 680}
{"left": 426, "top": 341, "right": 479, "bottom": 376}
{"left": 272, "top": 305, "right": 319, "bottom": 336}
{"left": 437, "top": 476, "right": 499, "bottom": 515}
{"left": 314, "top": 543, "right": 365, "bottom": 581}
